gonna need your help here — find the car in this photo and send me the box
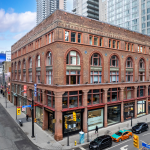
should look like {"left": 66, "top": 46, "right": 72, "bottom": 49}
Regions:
{"left": 132, "top": 122, "right": 149, "bottom": 134}
{"left": 111, "top": 129, "right": 132, "bottom": 142}
{"left": 89, "top": 135, "right": 112, "bottom": 150}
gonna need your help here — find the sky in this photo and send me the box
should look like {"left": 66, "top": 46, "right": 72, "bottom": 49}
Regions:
{"left": 0, "top": 0, "right": 73, "bottom": 52}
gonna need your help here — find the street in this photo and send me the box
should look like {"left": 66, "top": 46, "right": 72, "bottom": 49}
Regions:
{"left": 73, "top": 127, "right": 150, "bottom": 150}
{"left": 0, "top": 100, "right": 39, "bottom": 150}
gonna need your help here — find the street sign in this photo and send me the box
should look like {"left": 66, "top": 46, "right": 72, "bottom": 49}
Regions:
{"left": 142, "top": 143, "right": 150, "bottom": 149}
{"left": 34, "top": 84, "right": 37, "bottom": 87}
{"left": 24, "top": 85, "right": 27, "bottom": 93}
{"left": 17, "top": 108, "right": 21, "bottom": 115}
{"left": 22, "top": 107, "right": 25, "bottom": 111}
{"left": 73, "top": 111, "right": 76, "bottom": 121}
{"left": 22, "top": 105, "right": 32, "bottom": 108}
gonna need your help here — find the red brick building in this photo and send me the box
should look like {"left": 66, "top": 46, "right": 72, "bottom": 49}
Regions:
{"left": 11, "top": 10, "right": 150, "bottom": 141}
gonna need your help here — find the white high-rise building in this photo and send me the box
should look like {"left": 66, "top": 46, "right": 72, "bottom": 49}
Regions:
{"left": 36, "top": 0, "right": 67, "bottom": 24}
{"left": 100, "top": 0, "right": 150, "bottom": 35}
{"left": 72, "top": 0, "right": 99, "bottom": 20}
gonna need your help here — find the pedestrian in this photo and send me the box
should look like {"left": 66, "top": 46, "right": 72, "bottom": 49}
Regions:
{"left": 26, "top": 114, "right": 29, "bottom": 121}
{"left": 95, "top": 125, "right": 98, "bottom": 134}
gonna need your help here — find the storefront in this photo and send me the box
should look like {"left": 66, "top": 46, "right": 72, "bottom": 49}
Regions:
{"left": 88, "top": 108, "right": 104, "bottom": 131}
{"left": 137, "top": 100, "right": 146, "bottom": 117}
{"left": 63, "top": 109, "right": 83, "bottom": 136}
{"left": 107, "top": 105, "right": 121, "bottom": 125}
{"left": 148, "top": 100, "right": 150, "bottom": 114}
{"left": 36, "top": 106, "right": 43, "bottom": 127}
{"left": 124, "top": 102, "right": 134, "bottom": 120}
{"left": 45, "top": 108, "right": 55, "bottom": 133}
{"left": 22, "top": 98, "right": 27, "bottom": 114}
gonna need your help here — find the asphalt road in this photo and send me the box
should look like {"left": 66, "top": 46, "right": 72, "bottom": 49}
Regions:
{"left": 73, "top": 126, "right": 150, "bottom": 150}
{"left": 0, "top": 102, "right": 39, "bottom": 150}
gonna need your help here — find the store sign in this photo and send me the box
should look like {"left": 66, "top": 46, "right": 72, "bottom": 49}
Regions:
{"left": 73, "top": 111, "right": 76, "bottom": 121}
{"left": 6, "top": 51, "right": 11, "bottom": 62}
{"left": 24, "top": 85, "right": 27, "bottom": 93}
{"left": 22, "top": 107, "right": 25, "bottom": 111}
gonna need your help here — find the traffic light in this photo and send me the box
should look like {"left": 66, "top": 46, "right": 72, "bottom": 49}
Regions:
{"left": 133, "top": 134, "right": 139, "bottom": 148}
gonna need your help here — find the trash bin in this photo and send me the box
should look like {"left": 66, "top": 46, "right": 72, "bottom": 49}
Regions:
{"left": 19, "top": 120, "right": 23, "bottom": 127}
{"left": 79, "top": 131, "right": 84, "bottom": 144}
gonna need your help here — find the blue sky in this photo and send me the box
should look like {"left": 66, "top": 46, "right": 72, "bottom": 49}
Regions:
{"left": 0, "top": 0, "right": 73, "bottom": 52}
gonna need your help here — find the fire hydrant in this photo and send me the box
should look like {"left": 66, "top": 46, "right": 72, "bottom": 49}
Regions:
{"left": 75, "top": 140, "right": 77, "bottom": 146}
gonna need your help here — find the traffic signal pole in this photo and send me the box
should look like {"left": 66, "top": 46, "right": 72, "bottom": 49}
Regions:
{"left": 31, "top": 90, "right": 35, "bottom": 138}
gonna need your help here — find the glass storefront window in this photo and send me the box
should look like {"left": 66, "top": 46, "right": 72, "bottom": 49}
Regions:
{"left": 64, "top": 113, "right": 81, "bottom": 134}
{"left": 107, "top": 105, "right": 121, "bottom": 125}
{"left": 137, "top": 100, "right": 146, "bottom": 117}
{"left": 88, "top": 109, "right": 103, "bottom": 131}
{"left": 124, "top": 102, "right": 134, "bottom": 120}
{"left": 148, "top": 101, "right": 150, "bottom": 114}
{"left": 137, "top": 86, "right": 145, "bottom": 97}
{"left": 47, "top": 91, "right": 55, "bottom": 108}
{"left": 107, "top": 88, "right": 119, "bottom": 102}
{"left": 124, "top": 87, "right": 133, "bottom": 100}
{"left": 36, "top": 106, "right": 43, "bottom": 127}
{"left": 88, "top": 89, "right": 103, "bottom": 105}
{"left": 62, "top": 91, "right": 82, "bottom": 109}
{"left": 37, "top": 89, "right": 43, "bottom": 103}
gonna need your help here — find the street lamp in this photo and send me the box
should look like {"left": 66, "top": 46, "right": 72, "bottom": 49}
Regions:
{"left": 130, "top": 113, "right": 133, "bottom": 127}
{"left": 87, "top": 110, "right": 89, "bottom": 142}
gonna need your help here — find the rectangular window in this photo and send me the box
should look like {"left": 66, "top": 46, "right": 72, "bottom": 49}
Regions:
{"left": 132, "top": 44, "right": 133, "bottom": 51}
{"left": 66, "top": 71, "right": 80, "bottom": 85}
{"left": 138, "top": 46, "right": 139, "bottom": 52}
{"left": 49, "top": 34, "right": 51, "bottom": 43}
{"left": 126, "top": 72, "right": 133, "bottom": 82}
{"left": 113, "top": 40, "right": 116, "bottom": 48}
{"left": 94, "top": 37, "right": 98, "bottom": 46}
{"left": 36, "top": 72, "right": 41, "bottom": 83}
{"left": 29, "top": 72, "right": 32, "bottom": 82}
{"left": 89, "top": 36, "right": 93, "bottom": 45}
{"left": 110, "top": 71, "right": 119, "bottom": 83}
{"left": 139, "top": 72, "right": 145, "bottom": 81}
{"left": 90, "top": 71, "right": 102, "bottom": 84}
{"left": 117, "top": 41, "right": 119, "bottom": 49}
{"left": 23, "top": 72, "right": 26, "bottom": 81}
{"left": 65, "top": 31, "right": 69, "bottom": 41}
{"left": 46, "top": 71, "right": 52, "bottom": 84}
{"left": 109, "top": 39, "right": 111, "bottom": 48}
{"left": 128, "top": 43, "right": 130, "bottom": 51}
{"left": 100, "top": 38, "right": 102, "bottom": 46}
{"left": 71, "top": 32, "right": 76, "bottom": 42}
{"left": 78, "top": 33, "right": 81, "bottom": 43}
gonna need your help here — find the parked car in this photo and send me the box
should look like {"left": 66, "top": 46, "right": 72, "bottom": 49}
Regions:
{"left": 132, "top": 122, "right": 149, "bottom": 134}
{"left": 111, "top": 129, "right": 132, "bottom": 142}
{"left": 89, "top": 135, "right": 112, "bottom": 150}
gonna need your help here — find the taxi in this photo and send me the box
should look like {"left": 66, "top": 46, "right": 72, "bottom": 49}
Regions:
{"left": 111, "top": 129, "right": 132, "bottom": 142}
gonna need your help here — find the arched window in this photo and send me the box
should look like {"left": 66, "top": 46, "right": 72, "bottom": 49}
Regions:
{"left": 46, "top": 52, "right": 52, "bottom": 85}
{"left": 139, "top": 59, "right": 145, "bottom": 81}
{"left": 18, "top": 61, "right": 21, "bottom": 70}
{"left": 91, "top": 53, "right": 101, "bottom": 66}
{"left": 126, "top": 57, "right": 133, "bottom": 82}
{"left": 46, "top": 52, "right": 52, "bottom": 66}
{"left": 66, "top": 51, "right": 81, "bottom": 84}
{"left": 37, "top": 55, "right": 40, "bottom": 67}
{"left": 15, "top": 62, "right": 17, "bottom": 70}
{"left": 66, "top": 51, "right": 80, "bottom": 65}
{"left": 90, "top": 53, "right": 102, "bottom": 84}
{"left": 29, "top": 58, "right": 32, "bottom": 68}
{"left": 18, "top": 61, "right": 21, "bottom": 81}
{"left": 110, "top": 55, "right": 119, "bottom": 83}
{"left": 23, "top": 59, "right": 26, "bottom": 69}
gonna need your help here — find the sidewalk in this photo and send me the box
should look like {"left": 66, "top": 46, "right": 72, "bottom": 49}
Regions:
{"left": 1, "top": 95, "right": 150, "bottom": 150}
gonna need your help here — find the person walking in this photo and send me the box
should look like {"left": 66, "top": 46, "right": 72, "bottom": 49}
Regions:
{"left": 26, "top": 114, "right": 29, "bottom": 121}
{"left": 95, "top": 125, "right": 98, "bottom": 134}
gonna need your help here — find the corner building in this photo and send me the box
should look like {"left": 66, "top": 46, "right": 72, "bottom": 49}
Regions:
{"left": 11, "top": 10, "right": 150, "bottom": 141}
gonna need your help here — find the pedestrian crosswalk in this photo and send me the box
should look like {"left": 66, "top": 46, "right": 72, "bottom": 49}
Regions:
{"left": 72, "top": 146, "right": 87, "bottom": 150}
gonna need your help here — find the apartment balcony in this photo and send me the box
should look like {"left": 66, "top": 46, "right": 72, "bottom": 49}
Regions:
{"left": 87, "top": 0, "right": 99, "bottom": 6}
{"left": 87, "top": 8, "right": 99, "bottom": 15}
{"left": 87, "top": 4, "right": 99, "bottom": 11}
{"left": 87, "top": 13, "right": 99, "bottom": 20}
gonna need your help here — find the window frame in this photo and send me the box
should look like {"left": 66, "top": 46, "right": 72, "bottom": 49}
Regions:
{"left": 46, "top": 71, "right": 52, "bottom": 85}
{"left": 107, "top": 88, "right": 120, "bottom": 102}
{"left": 137, "top": 86, "right": 145, "bottom": 97}
{"left": 66, "top": 51, "right": 80, "bottom": 65}
{"left": 124, "top": 87, "right": 134, "bottom": 100}
{"left": 46, "top": 91, "right": 55, "bottom": 108}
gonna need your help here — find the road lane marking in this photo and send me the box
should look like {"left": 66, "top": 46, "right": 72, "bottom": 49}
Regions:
{"left": 106, "top": 139, "right": 132, "bottom": 150}
{"left": 79, "top": 147, "right": 86, "bottom": 150}
{"left": 120, "top": 145, "right": 128, "bottom": 150}
{"left": 142, "top": 133, "right": 150, "bottom": 136}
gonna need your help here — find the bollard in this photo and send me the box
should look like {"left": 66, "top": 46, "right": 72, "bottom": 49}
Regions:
{"left": 75, "top": 140, "right": 77, "bottom": 146}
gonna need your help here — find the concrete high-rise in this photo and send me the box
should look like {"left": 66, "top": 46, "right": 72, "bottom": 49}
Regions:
{"left": 72, "top": 0, "right": 99, "bottom": 20}
{"left": 36, "top": 0, "right": 67, "bottom": 24}
{"left": 99, "top": 0, "right": 150, "bottom": 35}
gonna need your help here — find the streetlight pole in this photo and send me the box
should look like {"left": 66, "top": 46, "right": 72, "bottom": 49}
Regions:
{"left": 87, "top": 109, "right": 89, "bottom": 142}
{"left": 16, "top": 96, "right": 17, "bottom": 120}
{"left": 31, "top": 90, "right": 35, "bottom": 138}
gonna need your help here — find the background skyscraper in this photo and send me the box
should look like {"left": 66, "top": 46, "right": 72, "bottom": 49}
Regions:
{"left": 36, "top": 0, "right": 67, "bottom": 24}
{"left": 73, "top": 0, "right": 99, "bottom": 20}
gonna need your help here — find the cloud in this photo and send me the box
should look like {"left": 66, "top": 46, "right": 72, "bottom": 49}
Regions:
{"left": 13, "top": 32, "right": 27, "bottom": 40}
{"left": 0, "top": 9, "right": 36, "bottom": 33}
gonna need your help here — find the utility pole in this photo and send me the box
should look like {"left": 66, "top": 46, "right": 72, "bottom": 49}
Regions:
{"left": 31, "top": 90, "right": 35, "bottom": 138}
{"left": 16, "top": 96, "right": 17, "bottom": 120}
